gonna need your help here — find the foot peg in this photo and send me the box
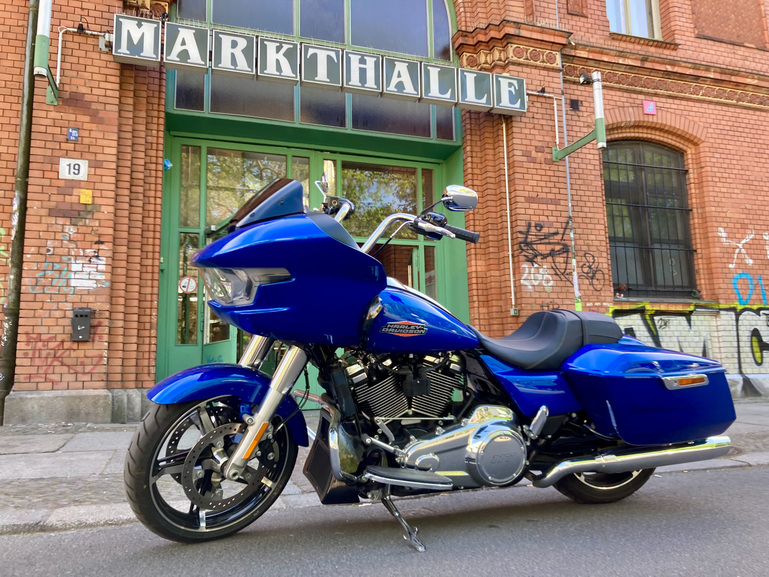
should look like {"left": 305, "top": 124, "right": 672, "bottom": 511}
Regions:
{"left": 381, "top": 492, "right": 425, "bottom": 552}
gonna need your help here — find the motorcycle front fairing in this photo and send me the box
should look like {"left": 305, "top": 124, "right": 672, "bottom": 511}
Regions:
{"left": 193, "top": 211, "right": 387, "bottom": 346}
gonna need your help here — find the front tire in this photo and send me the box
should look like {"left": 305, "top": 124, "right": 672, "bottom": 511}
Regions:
{"left": 125, "top": 396, "right": 297, "bottom": 542}
{"left": 553, "top": 469, "right": 655, "bottom": 504}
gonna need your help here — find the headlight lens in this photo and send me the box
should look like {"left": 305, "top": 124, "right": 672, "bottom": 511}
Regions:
{"left": 202, "top": 267, "right": 291, "bottom": 306}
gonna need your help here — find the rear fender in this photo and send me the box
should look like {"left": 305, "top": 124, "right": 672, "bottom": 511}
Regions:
{"left": 148, "top": 364, "right": 309, "bottom": 447}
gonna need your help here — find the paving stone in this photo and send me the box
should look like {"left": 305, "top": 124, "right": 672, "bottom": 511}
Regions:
{"left": 0, "top": 508, "right": 47, "bottom": 534}
{"left": 0, "top": 451, "right": 116, "bottom": 480}
{"left": 60, "top": 431, "right": 134, "bottom": 452}
{"left": 43, "top": 503, "right": 137, "bottom": 529}
{"left": 0, "top": 434, "right": 73, "bottom": 455}
{"left": 280, "top": 493, "right": 321, "bottom": 509}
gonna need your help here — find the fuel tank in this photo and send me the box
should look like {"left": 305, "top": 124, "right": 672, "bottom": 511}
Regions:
{"left": 362, "top": 282, "right": 479, "bottom": 354}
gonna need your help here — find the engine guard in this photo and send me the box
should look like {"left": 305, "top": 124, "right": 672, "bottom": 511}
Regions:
{"left": 147, "top": 363, "right": 309, "bottom": 447}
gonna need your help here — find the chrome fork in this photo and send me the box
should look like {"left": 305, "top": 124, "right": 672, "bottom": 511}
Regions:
{"left": 223, "top": 341, "right": 308, "bottom": 481}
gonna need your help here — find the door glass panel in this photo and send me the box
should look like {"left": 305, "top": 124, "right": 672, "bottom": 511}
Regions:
{"left": 300, "top": 0, "right": 345, "bottom": 43}
{"left": 205, "top": 307, "right": 230, "bottom": 343}
{"left": 375, "top": 245, "right": 417, "bottom": 287}
{"left": 292, "top": 156, "right": 310, "bottom": 199}
{"left": 341, "top": 162, "right": 417, "bottom": 239}
{"left": 323, "top": 158, "right": 337, "bottom": 194}
{"left": 177, "top": 233, "right": 200, "bottom": 344}
{"left": 206, "top": 149, "right": 288, "bottom": 227}
{"left": 422, "top": 168, "right": 434, "bottom": 210}
{"left": 424, "top": 245, "right": 437, "bottom": 299}
{"left": 212, "top": 0, "right": 294, "bottom": 35}
{"left": 180, "top": 146, "right": 201, "bottom": 227}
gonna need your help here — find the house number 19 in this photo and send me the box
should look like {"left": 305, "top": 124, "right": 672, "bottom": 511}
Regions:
{"left": 59, "top": 158, "right": 89, "bottom": 181}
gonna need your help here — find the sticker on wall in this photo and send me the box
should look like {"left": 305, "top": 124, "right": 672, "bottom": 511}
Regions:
{"left": 643, "top": 100, "right": 657, "bottom": 115}
{"left": 179, "top": 276, "right": 198, "bottom": 294}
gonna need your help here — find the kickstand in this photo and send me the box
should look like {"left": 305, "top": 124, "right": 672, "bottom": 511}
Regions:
{"left": 381, "top": 488, "right": 426, "bottom": 552}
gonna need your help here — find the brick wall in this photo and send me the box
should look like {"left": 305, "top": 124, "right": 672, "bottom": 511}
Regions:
{"left": 453, "top": 0, "right": 769, "bottom": 396}
{"left": 0, "top": 0, "right": 164, "bottom": 395}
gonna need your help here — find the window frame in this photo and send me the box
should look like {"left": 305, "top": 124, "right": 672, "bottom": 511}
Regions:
{"left": 603, "top": 141, "right": 697, "bottom": 300}
{"left": 607, "top": 0, "right": 662, "bottom": 40}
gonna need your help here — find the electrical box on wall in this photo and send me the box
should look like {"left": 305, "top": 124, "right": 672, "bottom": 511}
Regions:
{"left": 72, "top": 308, "right": 92, "bottom": 341}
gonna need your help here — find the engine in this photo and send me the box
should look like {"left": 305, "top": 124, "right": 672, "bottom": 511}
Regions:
{"left": 345, "top": 353, "right": 465, "bottom": 421}
{"left": 341, "top": 352, "right": 528, "bottom": 489}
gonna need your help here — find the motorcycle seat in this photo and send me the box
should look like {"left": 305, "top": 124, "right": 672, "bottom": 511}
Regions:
{"left": 471, "top": 310, "right": 623, "bottom": 371}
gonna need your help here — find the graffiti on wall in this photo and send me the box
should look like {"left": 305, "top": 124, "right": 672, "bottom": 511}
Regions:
{"left": 579, "top": 252, "right": 605, "bottom": 292}
{"left": 612, "top": 305, "right": 769, "bottom": 397}
{"left": 19, "top": 319, "right": 106, "bottom": 385}
{"left": 518, "top": 221, "right": 571, "bottom": 279}
{"left": 28, "top": 249, "right": 110, "bottom": 295}
{"left": 721, "top": 226, "right": 769, "bottom": 306}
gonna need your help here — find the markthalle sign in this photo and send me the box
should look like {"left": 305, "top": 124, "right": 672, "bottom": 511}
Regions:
{"left": 112, "top": 14, "right": 527, "bottom": 115}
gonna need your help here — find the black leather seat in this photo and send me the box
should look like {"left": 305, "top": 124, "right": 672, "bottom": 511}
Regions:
{"left": 471, "top": 310, "right": 623, "bottom": 371}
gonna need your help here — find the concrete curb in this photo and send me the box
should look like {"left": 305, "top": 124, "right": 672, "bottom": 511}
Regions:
{"left": 1, "top": 455, "right": 765, "bottom": 537}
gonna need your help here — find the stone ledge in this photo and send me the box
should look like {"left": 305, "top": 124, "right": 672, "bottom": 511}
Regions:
{"left": 3, "top": 389, "right": 152, "bottom": 425}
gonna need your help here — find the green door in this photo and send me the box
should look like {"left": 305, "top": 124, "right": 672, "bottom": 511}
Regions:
{"left": 158, "top": 139, "right": 467, "bottom": 381}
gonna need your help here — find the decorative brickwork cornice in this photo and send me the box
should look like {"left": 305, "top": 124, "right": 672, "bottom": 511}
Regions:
{"left": 564, "top": 63, "right": 769, "bottom": 110}
{"left": 564, "top": 42, "right": 769, "bottom": 110}
{"left": 453, "top": 20, "right": 570, "bottom": 70}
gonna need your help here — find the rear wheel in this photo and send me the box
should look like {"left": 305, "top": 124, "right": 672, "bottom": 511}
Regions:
{"left": 553, "top": 469, "right": 655, "bottom": 504}
{"left": 125, "top": 396, "right": 297, "bottom": 542}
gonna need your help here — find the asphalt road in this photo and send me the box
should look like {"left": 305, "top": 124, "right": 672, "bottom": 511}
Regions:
{"left": 0, "top": 466, "right": 766, "bottom": 577}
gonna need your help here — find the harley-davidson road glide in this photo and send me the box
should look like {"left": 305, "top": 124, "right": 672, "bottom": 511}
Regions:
{"left": 125, "top": 178, "right": 736, "bottom": 551}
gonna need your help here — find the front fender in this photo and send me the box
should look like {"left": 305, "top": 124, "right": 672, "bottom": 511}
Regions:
{"left": 148, "top": 364, "right": 309, "bottom": 447}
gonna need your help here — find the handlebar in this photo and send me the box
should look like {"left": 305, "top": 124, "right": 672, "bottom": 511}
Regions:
{"left": 444, "top": 224, "right": 480, "bottom": 244}
{"left": 359, "top": 213, "right": 480, "bottom": 253}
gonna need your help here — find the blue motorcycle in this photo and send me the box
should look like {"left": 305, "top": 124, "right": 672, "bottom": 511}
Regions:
{"left": 125, "top": 178, "right": 736, "bottom": 551}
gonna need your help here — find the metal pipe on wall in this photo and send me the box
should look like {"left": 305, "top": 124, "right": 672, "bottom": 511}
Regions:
{"left": 0, "top": 0, "right": 40, "bottom": 425}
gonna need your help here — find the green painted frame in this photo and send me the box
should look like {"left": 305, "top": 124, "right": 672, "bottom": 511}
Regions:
{"left": 157, "top": 135, "right": 468, "bottom": 381}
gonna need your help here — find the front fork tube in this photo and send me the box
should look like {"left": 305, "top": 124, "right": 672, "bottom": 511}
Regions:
{"left": 223, "top": 343, "right": 308, "bottom": 481}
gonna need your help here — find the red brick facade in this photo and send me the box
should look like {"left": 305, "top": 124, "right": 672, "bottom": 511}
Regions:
{"left": 1, "top": 0, "right": 768, "bottom": 422}
{"left": 1, "top": 1, "right": 164, "bottom": 400}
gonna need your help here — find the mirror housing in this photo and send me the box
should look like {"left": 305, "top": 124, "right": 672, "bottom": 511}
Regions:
{"left": 441, "top": 185, "right": 478, "bottom": 212}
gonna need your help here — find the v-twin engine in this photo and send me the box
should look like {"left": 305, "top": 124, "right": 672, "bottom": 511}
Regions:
{"left": 398, "top": 406, "right": 528, "bottom": 489}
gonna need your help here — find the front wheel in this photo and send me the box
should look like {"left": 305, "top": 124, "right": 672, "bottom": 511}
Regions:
{"left": 553, "top": 468, "right": 655, "bottom": 504}
{"left": 125, "top": 396, "right": 297, "bottom": 542}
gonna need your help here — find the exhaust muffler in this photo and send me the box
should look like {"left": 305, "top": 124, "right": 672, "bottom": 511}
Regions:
{"left": 531, "top": 436, "right": 732, "bottom": 488}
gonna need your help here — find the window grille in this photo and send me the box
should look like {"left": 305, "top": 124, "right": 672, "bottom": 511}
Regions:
{"left": 603, "top": 141, "right": 697, "bottom": 299}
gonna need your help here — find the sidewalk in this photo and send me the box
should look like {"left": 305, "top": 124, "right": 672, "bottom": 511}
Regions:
{"left": 1, "top": 400, "right": 768, "bottom": 536}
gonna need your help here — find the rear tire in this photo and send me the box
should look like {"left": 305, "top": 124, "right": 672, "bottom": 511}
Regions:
{"left": 125, "top": 397, "right": 297, "bottom": 543}
{"left": 553, "top": 469, "right": 655, "bottom": 504}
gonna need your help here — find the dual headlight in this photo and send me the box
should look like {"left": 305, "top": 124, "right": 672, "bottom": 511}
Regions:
{"left": 201, "top": 267, "right": 291, "bottom": 306}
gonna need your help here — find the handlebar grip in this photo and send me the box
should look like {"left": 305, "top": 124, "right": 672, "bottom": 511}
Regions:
{"left": 444, "top": 224, "right": 480, "bottom": 244}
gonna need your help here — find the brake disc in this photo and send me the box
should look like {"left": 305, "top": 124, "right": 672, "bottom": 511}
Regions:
{"left": 181, "top": 423, "right": 265, "bottom": 512}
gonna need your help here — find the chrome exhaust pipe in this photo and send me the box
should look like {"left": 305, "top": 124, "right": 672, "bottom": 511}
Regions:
{"left": 531, "top": 436, "right": 732, "bottom": 488}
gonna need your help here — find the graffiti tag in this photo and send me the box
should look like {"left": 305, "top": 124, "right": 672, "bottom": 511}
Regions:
{"left": 518, "top": 221, "right": 570, "bottom": 279}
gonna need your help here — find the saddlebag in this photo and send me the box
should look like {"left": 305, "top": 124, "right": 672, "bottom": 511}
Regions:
{"left": 562, "top": 337, "right": 736, "bottom": 445}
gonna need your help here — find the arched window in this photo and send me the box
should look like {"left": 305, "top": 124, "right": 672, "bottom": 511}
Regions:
{"left": 603, "top": 141, "right": 696, "bottom": 299}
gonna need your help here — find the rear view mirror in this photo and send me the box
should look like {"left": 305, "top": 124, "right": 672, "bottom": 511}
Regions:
{"left": 441, "top": 185, "right": 478, "bottom": 212}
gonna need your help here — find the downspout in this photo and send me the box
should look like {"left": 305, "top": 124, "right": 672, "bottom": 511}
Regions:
{"left": 555, "top": 0, "right": 582, "bottom": 310}
{"left": 501, "top": 116, "right": 517, "bottom": 315}
{"left": 0, "top": 0, "right": 39, "bottom": 425}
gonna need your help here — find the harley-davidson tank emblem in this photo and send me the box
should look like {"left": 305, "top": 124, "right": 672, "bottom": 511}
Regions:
{"left": 380, "top": 322, "right": 428, "bottom": 336}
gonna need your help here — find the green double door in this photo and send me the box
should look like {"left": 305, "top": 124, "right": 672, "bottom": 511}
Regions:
{"left": 157, "top": 139, "right": 467, "bottom": 381}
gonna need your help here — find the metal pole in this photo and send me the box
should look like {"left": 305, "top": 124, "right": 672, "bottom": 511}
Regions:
{"left": 0, "top": 0, "right": 39, "bottom": 425}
